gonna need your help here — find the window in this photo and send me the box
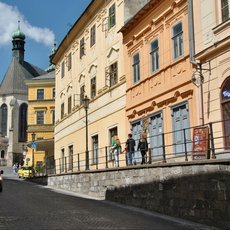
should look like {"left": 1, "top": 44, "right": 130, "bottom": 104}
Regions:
{"left": 221, "top": 0, "right": 230, "bottom": 22}
{"left": 132, "top": 53, "right": 140, "bottom": 83}
{"left": 90, "top": 24, "right": 96, "bottom": 47}
{"left": 0, "top": 104, "right": 7, "bottom": 136}
{"left": 61, "top": 103, "right": 64, "bottom": 119}
{"left": 1, "top": 150, "right": 5, "bottom": 159}
{"left": 108, "top": 3, "right": 116, "bottom": 29}
{"left": 36, "top": 111, "right": 44, "bottom": 125}
{"left": 80, "top": 37, "right": 85, "bottom": 59}
{"left": 221, "top": 77, "right": 230, "bottom": 149}
{"left": 80, "top": 85, "right": 85, "bottom": 105}
{"left": 18, "top": 103, "right": 27, "bottom": 142}
{"left": 109, "top": 62, "right": 118, "bottom": 87}
{"left": 68, "top": 145, "right": 73, "bottom": 171}
{"left": 52, "top": 88, "right": 55, "bottom": 99}
{"left": 109, "top": 127, "right": 117, "bottom": 161}
{"left": 92, "top": 135, "right": 98, "bottom": 165}
{"left": 61, "top": 61, "right": 65, "bottom": 78}
{"left": 91, "top": 77, "right": 96, "bottom": 99}
{"left": 172, "top": 22, "right": 183, "bottom": 59}
{"left": 51, "top": 110, "right": 55, "bottom": 125}
{"left": 67, "top": 53, "right": 72, "bottom": 71}
{"left": 68, "top": 96, "right": 72, "bottom": 114}
{"left": 150, "top": 39, "right": 159, "bottom": 72}
{"left": 37, "top": 89, "right": 44, "bottom": 100}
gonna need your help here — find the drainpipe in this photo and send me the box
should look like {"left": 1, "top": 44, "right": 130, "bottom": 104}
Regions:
{"left": 188, "top": 0, "right": 196, "bottom": 65}
{"left": 188, "top": 0, "right": 204, "bottom": 125}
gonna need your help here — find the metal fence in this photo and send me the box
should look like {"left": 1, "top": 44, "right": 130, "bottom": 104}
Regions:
{"left": 47, "top": 119, "right": 230, "bottom": 175}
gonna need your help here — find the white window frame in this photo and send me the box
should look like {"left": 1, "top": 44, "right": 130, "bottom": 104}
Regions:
{"left": 68, "top": 145, "right": 73, "bottom": 171}
{"left": 37, "top": 88, "right": 44, "bottom": 100}
{"left": 221, "top": 0, "right": 230, "bottom": 22}
{"left": 61, "top": 102, "right": 64, "bottom": 119}
{"left": 150, "top": 39, "right": 159, "bottom": 72}
{"left": 67, "top": 52, "right": 72, "bottom": 71}
{"left": 68, "top": 96, "right": 72, "bottom": 114}
{"left": 61, "top": 61, "right": 65, "bottom": 78}
{"left": 109, "top": 62, "right": 118, "bottom": 87}
{"left": 108, "top": 3, "right": 116, "bottom": 29}
{"left": 172, "top": 22, "right": 184, "bottom": 59}
{"left": 36, "top": 111, "right": 45, "bottom": 125}
{"left": 90, "top": 24, "right": 96, "bottom": 47}
{"left": 91, "top": 76, "right": 96, "bottom": 99}
{"left": 132, "top": 53, "right": 140, "bottom": 83}
{"left": 80, "top": 37, "right": 85, "bottom": 59}
{"left": 92, "top": 135, "right": 98, "bottom": 165}
{"left": 51, "top": 110, "right": 55, "bottom": 125}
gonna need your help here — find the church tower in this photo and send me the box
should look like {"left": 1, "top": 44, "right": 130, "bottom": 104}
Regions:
{"left": 12, "top": 21, "right": 26, "bottom": 62}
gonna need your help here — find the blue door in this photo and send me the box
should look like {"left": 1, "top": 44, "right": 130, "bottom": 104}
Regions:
{"left": 131, "top": 121, "right": 142, "bottom": 163}
{"left": 150, "top": 112, "right": 163, "bottom": 159}
{"left": 172, "top": 103, "right": 191, "bottom": 154}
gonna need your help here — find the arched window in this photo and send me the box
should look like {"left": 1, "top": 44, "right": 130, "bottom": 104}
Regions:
{"left": 18, "top": 103, "right": 28, "bottom": 142}
{"left": 221, "top": 77, "right": 230, "bottom": 149}
{"left": 0, "top": 104, "right": 8, "bottom": 136}
{"left": 1, "top": 150, "right": 5, "bottom": 159}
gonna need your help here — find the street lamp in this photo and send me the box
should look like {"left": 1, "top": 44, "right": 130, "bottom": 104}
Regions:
{"left": 83, "top": 95, "right": 90, "bottom": 170}
{"left": 31, "top": 132, "right": 36, "bottom": 168}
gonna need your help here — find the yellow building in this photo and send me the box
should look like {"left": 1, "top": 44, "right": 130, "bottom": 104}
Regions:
{"left": 192, "top": 0, "right": 230, "bottom": 155}
{"left": 25, "top": 71, "right": 55, "bottom": 173}
{"left": 52, "top": 0, "right": 131, "bottom": 172}
{"left": 120, "top": 0, "right": 198, "bottom": 162}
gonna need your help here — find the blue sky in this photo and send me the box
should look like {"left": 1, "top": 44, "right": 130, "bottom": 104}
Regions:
{"left": 0, "top": 0, "right": 92, "bottom": 82}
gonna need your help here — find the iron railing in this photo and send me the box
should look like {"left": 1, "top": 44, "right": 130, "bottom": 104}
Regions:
{"left": 46, "top": 119, "right": 230, "bottom": 175}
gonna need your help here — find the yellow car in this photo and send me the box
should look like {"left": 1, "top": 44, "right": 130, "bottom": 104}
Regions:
{"left": 18, "top": 166, "right": 35, "bottom": 178}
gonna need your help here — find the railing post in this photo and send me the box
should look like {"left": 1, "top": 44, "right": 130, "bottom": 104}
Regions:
{"left": 77, "top": 153, "right": 80, "bottom": 171}
{"left": 65, "top": 157, "right": 67, "bottom": 173}
{"left": 71, "top": 155, "right": 73, "bottom": 172}
{"left": 148, "top": 148, "right": 152, "bottom": 164}
{"left": 118, "top": 150, "right": 120, "bottom": 168}
{"left": 96, "top": 149, "right": 98, "bottom": 170}
{"left": 183, "top": 129, "right": 188, "bottom": 161}
{"left": 54, "top": 160, "right": 56, "bottom": 175}
{"left": 162, "top": 133, "right": 166, "bottom": 163}
{"left": 209, "top": 122, "right": 216, "bottom": 159}
{"left": 105, "top": 146, "right": 108, "bottom": 168}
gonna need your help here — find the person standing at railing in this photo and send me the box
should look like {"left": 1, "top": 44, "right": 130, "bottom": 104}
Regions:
{"left": 137, "top": 133, "right": 148, "bottom": 164}
{"left": 126, "top": 133, "right": 135, "bottom": 165}
{"left": 112, "top": 135, "right": 121, "bottom": 167}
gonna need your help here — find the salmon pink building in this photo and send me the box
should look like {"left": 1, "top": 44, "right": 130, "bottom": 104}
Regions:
{"left": 120, "top": 0, "right": 198, "bottom": 162}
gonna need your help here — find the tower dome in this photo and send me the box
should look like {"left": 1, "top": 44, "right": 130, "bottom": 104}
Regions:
{"left": 12, "top": 28, "right": 25, "bottom": 40}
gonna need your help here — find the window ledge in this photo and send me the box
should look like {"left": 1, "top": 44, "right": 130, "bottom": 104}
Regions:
{"left": 213, "top": 19, "right": 230, "bottom": 35}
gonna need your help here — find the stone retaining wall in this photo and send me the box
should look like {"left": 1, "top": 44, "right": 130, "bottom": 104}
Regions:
{"left": 45, "top": 159, "right": 230, "bottom": 229}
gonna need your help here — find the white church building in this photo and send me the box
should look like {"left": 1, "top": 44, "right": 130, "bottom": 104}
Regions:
{"left": 0, "top": 24, "right": 46, "bottom": 166}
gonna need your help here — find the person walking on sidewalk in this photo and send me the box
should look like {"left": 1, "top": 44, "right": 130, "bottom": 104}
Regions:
{"left": 137, "top": 133, "right": 148, "bottom": 164}
{"left": 112, "top": 135, "right": 121, "bottom": 167}
{"left": 126, "top": 133, "right": 135, "bottom": 165}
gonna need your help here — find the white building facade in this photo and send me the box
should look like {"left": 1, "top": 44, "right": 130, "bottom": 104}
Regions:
{"left": 53, "top": 0, "right": 149, "bottom": 171}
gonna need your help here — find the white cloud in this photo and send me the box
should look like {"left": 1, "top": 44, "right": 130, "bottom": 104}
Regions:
{"left": 0, "top": 2, "right": 55, "bottom": 47}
